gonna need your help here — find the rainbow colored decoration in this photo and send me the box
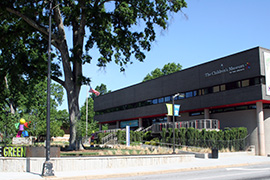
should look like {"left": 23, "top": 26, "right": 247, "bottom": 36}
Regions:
{"left": 16, "top": 118, "right": 31, "bottom": 137}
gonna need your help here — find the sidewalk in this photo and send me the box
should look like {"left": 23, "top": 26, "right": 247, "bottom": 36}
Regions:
{"left": 1, "top": 154, "right": 270, "bottom": 180}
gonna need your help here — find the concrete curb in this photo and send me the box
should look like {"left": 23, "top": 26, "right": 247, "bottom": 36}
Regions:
{"left": 41, "top": 160, "right": 270, "bottom": 180}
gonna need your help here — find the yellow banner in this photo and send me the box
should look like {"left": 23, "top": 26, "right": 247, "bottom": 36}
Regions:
{"left": 166, "top": 104, "right": 173, "bottom": 116}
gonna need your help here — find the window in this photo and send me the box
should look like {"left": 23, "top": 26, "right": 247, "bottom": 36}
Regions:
{"left": 210, "top": 109, "right": 223, "bottom": 114}
{"left": 152, "top": 99, "right": 158, "bottom": 104}
{"left": 241, "top": 79, "right": 250, "bottom": 87}
{"left": 165, "top": 96, "right": 171, "bottom": 102}
{"left": 249, "top": 105, "right": 256, "bottom": 109}
{"left": 213, "top": 86, "right": 220, "bottom": 93}
{"left": 189, "top": 111, "right": 203, "bottom": 116}
{"left": 185, "top": 91, "right": 193, "bottom": 98}
{"left": 264, "top": 104, "right": 270, "bottom": 109}
{"left": 235, "top": 106, "right": 248, "bottom": 110}
{"left": 200, "top": 89, "right": 205, "bottom": 95}
{"left": 146, "top": 100, "right": 153, "bottom": 105}
{"left": 224, "top": 107, "right": 235, "bottom": 112}
{"left": 226, "top": 81, "right": 240, "bottom": 90}
{"left": 158, "top": 98, "right": 164, "bottom": 103}
{"left": 220, "top": 84, "right": 226, "bottom": 91}
{"left": 178, "top": 93, "right": 185, "bottom": 99}
{"left": 204, "top": 87, "right": 213, "bottom": 94}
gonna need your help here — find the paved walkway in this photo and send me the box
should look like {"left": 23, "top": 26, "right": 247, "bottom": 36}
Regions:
{"left": 1, "top": 154, "right": 270, "bottom": 180}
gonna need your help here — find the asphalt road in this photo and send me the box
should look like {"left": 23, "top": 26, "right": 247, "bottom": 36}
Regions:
{"left": 95, "top": 164, "right": 270, "bottom": 180}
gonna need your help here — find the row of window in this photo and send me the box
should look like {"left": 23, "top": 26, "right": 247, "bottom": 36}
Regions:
{"left": 96, "top": 76, "right": 264, "bottom": 115}
{"left": 189, "top": 105, "right": 257, "bottom": 116}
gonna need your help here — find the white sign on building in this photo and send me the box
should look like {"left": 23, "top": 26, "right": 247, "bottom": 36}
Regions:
{"left": 264, "top": 52, "right": 270, "bottom": 96}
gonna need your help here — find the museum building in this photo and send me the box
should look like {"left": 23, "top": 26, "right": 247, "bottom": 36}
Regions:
{"left": 94, "top": 47, "right": 270, "bottom": 155}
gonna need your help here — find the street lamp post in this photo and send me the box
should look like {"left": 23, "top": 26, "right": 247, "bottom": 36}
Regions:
{"left": 42, "top": 0, "right": 54, "bottom": 176}
{"left": 172, "top": 93, "right": 179, "bottom": 154}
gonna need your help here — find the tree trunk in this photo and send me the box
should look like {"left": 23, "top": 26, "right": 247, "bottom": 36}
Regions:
{"left": 4, "top": 76, "right": 15, "bottom": 114}
{"left": 67, "top": 88, "right": 83, "bottom": 150}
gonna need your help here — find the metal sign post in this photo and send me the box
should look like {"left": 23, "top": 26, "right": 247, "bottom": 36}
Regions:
{"left": 42, "top": 0, "right": 54, "bottom": 176}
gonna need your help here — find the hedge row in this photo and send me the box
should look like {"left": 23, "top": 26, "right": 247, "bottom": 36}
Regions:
{"left": 97, "top": 127, "right": 248, "bottom": 151}
{"left": 160, "top": 127, "right": 248, "bottom": 150}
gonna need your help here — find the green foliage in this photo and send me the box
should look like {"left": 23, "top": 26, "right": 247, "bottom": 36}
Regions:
{"left": 143, "top": 131, "right": 152, "bottom": 141}
{"left": 178, "top": 127, "right": 186, "bottom": 145}
{"left": 0, "top": 79, "right": 66, "bottom": 139}
{"left": 161, "top": 128, "right": 167, "bottom": 143}
{"left": 0, "top": 113, "right": 19, "bottom": 144}
{"left": 174, "top": 127, "right": 248, "bottom": 150}
{"left": 150, "top": 137, "right": 160, "bottom": 146}
{"left": 97, "top": 132, "right": 109, "bottom": 144}
{"left": 166, "top": 128, "right": 173, "bottom": 143}
{"left": 90, "top": 83, "right": 111, "bottom": 99}
{"left": 175, "top": 128, "right": 179, "bottom": 140}
{"left": 186, "top": 128, "right": 195, "bottom": 146}
{"left": 80, "top": 98, "right": 99, "bottom": 136}
{"left": 200, "top": 129, "right": 207, "bottom": 147}
{"left": 102, "top": 124, "right": 109, "bottom": 130}
{"left": 143, "top": 62, "right": 183, "bottom": 82}
{"left": 132, "top": 131, "right": 142, "bottom": 142}
{"left": 130, "top": 130, "right": 134, "bottom": 142}
{"left": 25, "top": 81, "right": 65, "bottom": 137}
{"left": 117, "top": 130, "right": 125, "bottom": 142}
{"left": 80, "top": 82, "right": 111, "bottom": 137}
{"left": 194, "top": 129, "right": 200, "bottom": 147}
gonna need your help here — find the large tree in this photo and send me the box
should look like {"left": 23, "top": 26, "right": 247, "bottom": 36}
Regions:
{"left": 0, "top": 0, "right": 187, "bottom": 150}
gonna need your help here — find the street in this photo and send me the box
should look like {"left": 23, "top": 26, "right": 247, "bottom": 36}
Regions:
{"left": 95, "top": 164, "right": 270, "bottom": 180}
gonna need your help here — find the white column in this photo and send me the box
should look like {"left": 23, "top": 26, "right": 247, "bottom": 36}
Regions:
{"left": 204, "top": 109, "right": 210, "bottom": 119}
{"left": 116, "top": 121, "right": 120, "bottom": 129}
{"left": 99, "top": 123, "right": 102, "bottom": 131}
{"left": 256, "top": 101, "right": 266, "bottom": 156}
{"left": 139, "top": 118, "right": 143, "bottom": 128}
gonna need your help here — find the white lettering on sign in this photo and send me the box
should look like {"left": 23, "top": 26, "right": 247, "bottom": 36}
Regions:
{"left": 205, "top": 63, "right": 250, "bottom": 77}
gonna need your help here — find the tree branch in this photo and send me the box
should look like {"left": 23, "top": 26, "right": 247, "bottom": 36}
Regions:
{"left": 6, "top": 7, "right": 61, "bottom": 48}
{"left": 52, "top": 76, "right": 65, "bottom": 88}
{"left": 53, "top": 2, "right": 67, "bottom": 44}
{"left": 79, "top": 1, "right": 86, "bottom": 38}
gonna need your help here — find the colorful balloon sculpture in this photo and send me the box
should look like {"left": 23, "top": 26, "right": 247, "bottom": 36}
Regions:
{"left": 16, "top": 118, "right": 31, "bottom": 137}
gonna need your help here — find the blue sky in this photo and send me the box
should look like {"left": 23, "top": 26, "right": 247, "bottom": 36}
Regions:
{"left": 58, "top": 0, "right": 270, "bottom": 110}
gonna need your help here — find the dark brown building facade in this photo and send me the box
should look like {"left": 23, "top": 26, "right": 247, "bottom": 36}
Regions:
{"left": 94, "top": 47, "right": 270, "bottom": 155}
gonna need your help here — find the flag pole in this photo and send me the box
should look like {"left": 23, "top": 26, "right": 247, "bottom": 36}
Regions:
{"left": 86, "top": 86, "right": 89, "bottom": 137}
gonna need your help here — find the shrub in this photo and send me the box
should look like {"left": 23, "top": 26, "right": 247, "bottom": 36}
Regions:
{"left": 186, "top": 128, "right": 195, "bottom": 146}
{"left": 143, "top": 131, "right": 152, "bottom": 141}
{"left": 166, "top": 128, "right": 173, "bottom": 143}
{"left": 161, "top": 128, "right": 166, "bottom": 143}
{"left": 178, "top": 127, "right": 186, "bottom": 145}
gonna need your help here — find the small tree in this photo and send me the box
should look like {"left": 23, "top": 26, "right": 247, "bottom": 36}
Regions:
{"left": 178, "top": 127, "right": 186, "bottom": 145}
{"left": 186, "top": 128, "right": 195, "bottom": 146}
{"left": 166, "top": 128, "right": 173, "bottom": 143}
{"left": 0, "top": 113, "right": 19, "bottom": 145}
{"left": 161, "top": 128, "right": 167, "bottom": 143}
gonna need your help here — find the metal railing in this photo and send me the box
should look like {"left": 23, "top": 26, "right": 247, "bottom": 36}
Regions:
{"left": 97, "top": 128, "right": 121, "bottom": 134}
{"left": 101, "top": 131, "right": 118, "bottom": 145}
{"left": 151, "top": 119, "right": 219, "bottom": 133}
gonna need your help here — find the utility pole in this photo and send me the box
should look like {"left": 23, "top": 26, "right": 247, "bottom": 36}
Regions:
{"left": 86, "top": 87, "right": 89, "bottom": 136}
